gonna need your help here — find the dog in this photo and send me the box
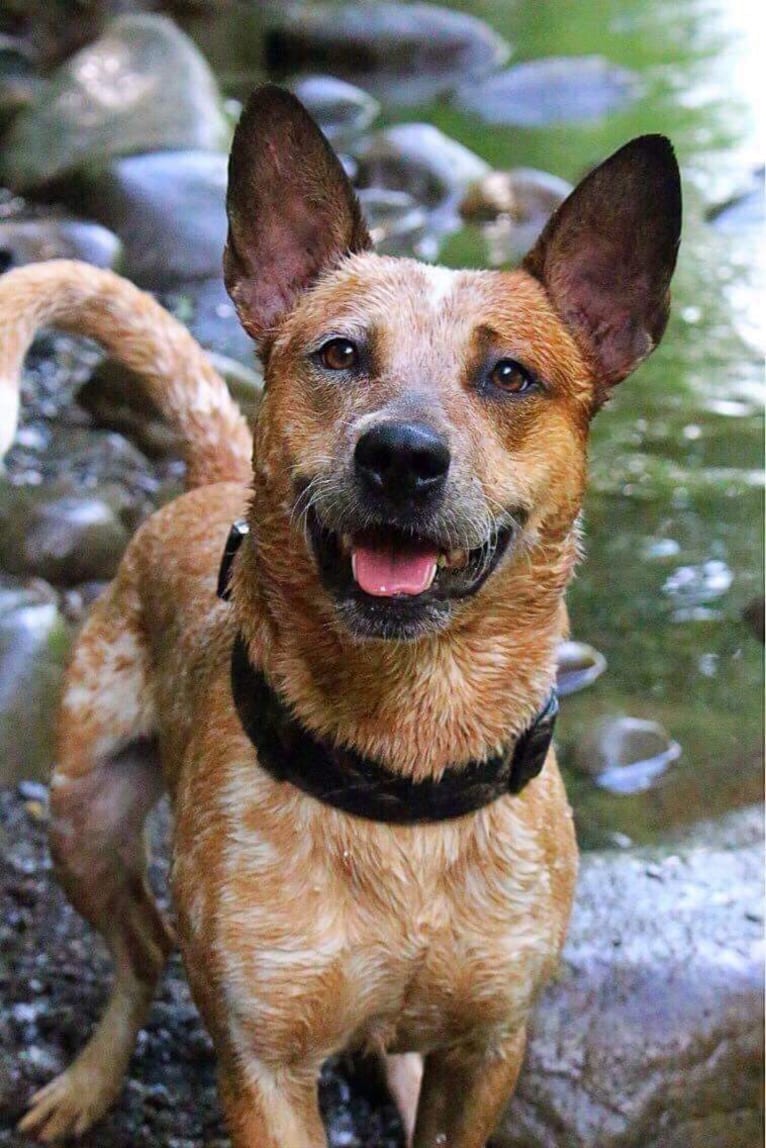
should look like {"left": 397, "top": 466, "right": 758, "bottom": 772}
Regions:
{"left": 1, "top": 84, "right": 681, "bottom": 1146}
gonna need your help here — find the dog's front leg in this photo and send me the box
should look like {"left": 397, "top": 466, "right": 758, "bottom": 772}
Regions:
{"left": 412, "top": 1029, "right": 526, "bottom": 1148}
{"left": 218, "top": 1052, "right": 327, "bottom": 1148}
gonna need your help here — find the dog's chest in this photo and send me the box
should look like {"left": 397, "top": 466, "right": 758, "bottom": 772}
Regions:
{"left": 188, "top": 776, "right": 563, "bottom": 1062}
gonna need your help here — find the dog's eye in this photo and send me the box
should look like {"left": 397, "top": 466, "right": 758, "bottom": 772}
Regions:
{"left": 317, "top": 338, "right": 359, "bottom": 371}
{"left": 489, "top": 359, "right": 535, "bottom": 395}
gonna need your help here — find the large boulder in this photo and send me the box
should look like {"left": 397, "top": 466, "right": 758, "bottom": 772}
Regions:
{"left": 0, "top": 14, "right": 229, "bottom": 192}
{"left": 266, "top": 2, "right": 510, "bottom": 105}
{"left": 67, "top": 151, "right": 229, "bottom": 290}
{"left": 497, "top": 830, "right": 764, "bottom": 1147}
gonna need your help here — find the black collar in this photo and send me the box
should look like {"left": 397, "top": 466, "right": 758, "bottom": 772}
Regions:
{"left": 220, "top": 521, "right": 558, "bottom": 824}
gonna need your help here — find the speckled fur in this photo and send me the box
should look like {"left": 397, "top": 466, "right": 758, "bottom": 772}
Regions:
{"left": 5, "top": 87, "right": 680, "bottom": 1148}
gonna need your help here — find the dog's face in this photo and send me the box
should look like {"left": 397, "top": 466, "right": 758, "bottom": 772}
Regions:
{"left": 224, "top": 86, "right": 681, "bottom": 641}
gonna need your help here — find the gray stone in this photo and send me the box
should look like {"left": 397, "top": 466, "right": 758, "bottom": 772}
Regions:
{"left": 0, "top": 217, "right": 121, "bottom": 271}
{"left": 78, "top": 351, "right": 263, "bottom": 455}
{"left": 0, "top": 477, "right": 130, "bottom": 585}
{"left": 0, "top": 14, "right": 229, "bottom": 191}
{"left": 706, "top": 169, "right": 765, "bottom": 232}
{"left": 266, "top": 2, "right": 510, "bottom": 105}
{"left": 574, "top": 715, "right": 681, "bottom": 794}
{"left": 556, "top": 640, "right": 606, "bottom": 697}
{"left": 497, "top": 839, "right": 764, "bottom": 1148}
{"left": 288, "top": 75, "right": 380, "bottom": 143}
{"left": 356, "top": 188, "right": 429, "bottom": 257}
{"left": 0, "top": 578, "right": 72, "bottom": 784}
{"left": 355, "top": 123, "right": 490, "bottom": 210}
{"left": 161, "top": 278, "right": 257, "bottom": 367}
{"left": 459, "top": 167, "right": 572, "bottom": 224}
{"left": 455, "top": 55, "right": 642, "bottom": 126}
{"left": 67, "top": 150, "right": 229, "bottom": 290}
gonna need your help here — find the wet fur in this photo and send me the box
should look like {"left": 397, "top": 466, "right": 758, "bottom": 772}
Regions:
{"left": 2, "top": 85, "right": 680, "bottom": 1146}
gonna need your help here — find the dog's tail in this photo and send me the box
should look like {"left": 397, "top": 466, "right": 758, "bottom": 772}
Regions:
{"left": 0, "top": 260, "right": 253, "bottom": 488}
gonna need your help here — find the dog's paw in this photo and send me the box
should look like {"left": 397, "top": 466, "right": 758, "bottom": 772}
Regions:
{"left": 18, "top": 1066, "right": 117, "bottom": 1142}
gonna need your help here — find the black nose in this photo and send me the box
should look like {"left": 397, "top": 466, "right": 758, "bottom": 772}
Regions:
{"left": 355, "top": 421, "right": 450, "bottom": 503}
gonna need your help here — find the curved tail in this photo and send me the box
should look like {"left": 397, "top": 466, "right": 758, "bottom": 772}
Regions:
{"left": 0, "top": 260, "right": 253, "bottom": 488}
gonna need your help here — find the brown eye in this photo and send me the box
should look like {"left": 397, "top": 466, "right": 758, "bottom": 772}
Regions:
{"left": 317, "top": 338, "right": 359, "bottom": 371}
{"left": 489, "top": 359, "right": 535, "bottom": 394}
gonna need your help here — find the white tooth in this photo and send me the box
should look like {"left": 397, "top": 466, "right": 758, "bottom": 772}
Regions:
{"left": 351, "top": 551, "right": 359, "bottom": 581}
{"left": 425, "top": 562, "right": 437, "bottom": 589}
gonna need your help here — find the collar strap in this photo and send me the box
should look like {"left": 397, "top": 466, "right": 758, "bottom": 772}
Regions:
{"left": 230, "top": 634, "right": 558, "bottom": 824}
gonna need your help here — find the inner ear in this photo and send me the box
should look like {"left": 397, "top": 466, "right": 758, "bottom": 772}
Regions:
{"left": 522, "top": 135, "right": 681, "bottom": 400}
{"left": 224, "top": 84, "right": 372, "bottom": 344}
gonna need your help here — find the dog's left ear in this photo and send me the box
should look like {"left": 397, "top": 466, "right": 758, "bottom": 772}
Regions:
{"left": 523, "top": 135, "right": 681, "bottom": 403}
{"left": 224, "top": 84, "right": 372, "bottom": 343}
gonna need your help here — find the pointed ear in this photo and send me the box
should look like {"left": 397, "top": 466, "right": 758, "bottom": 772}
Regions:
{"left": 224, "top": 84, "right": 372, "bottom": 343}
{"left": 523, "top": 135, "right": 681, "bottom": 400}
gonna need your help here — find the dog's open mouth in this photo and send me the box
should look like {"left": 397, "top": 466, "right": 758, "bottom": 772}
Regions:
{"left": 308, "top": 511, "right": 516, "bottom": 606}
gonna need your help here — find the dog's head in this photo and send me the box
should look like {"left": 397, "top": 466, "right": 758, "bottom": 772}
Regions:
{"left": 225, "top": 85, "right": 680, "bottom": 642}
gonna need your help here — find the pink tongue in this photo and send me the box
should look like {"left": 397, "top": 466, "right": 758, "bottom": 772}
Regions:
{"left": 352, "top": 542, "right": 438, "bottom": 597}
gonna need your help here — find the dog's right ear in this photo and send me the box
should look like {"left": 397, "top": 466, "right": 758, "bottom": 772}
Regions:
{"left": 224, "top": 84, "right": 372, "bottom": 343}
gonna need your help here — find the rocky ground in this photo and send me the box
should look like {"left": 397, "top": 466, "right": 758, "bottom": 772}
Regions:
{"left": 0, "top": 787, "right": 404, "bottom": 1148}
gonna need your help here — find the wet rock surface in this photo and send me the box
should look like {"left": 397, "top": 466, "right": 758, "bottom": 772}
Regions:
{"left": 288, "top": 74, "right": 380, "bottom": 143}
{"left": 0, "top": 14, "right": 229, "bottom": 192}
{"left": 265, "top": 1, "right": 510, "bottom": 105}
{"left": 63, "top": 150, "right": 228, "bottom": 289}
{"left": 498, "top": 826, "right": 764, "bottom": 1148}
{"left": 0, "top": 216, "right": 121, "bottom": 272}
{"left": 455, "top": 55, "right": 642, "bottom": 125}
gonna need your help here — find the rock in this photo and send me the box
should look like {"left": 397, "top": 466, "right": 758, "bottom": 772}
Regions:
{"left": 574, "top": 715, "right": 681, "bottom": 794}
{"left": 0, "top": 36, "right": 45, "bottom": 129}
{"left": 459, "top": 167, "right": 571, "bottom": 224}
{"left": 355, "top": 122, "right": 490, "bottom": 210}
{"left": 66, "top": 150, "right": 228, "bottom": 290}
{"left": 497, "top": 839, "right": 764, "bottom": 1148}
{"left": 356, "top": 188, "right": 429, "bottom": 257}
{"left": 78, "top": 351, "right": 263, "bottom": 455}
{"left": 288, "top": 75, "right": 380, "bottom": 143}
{"left": 0, "top": 14, "right": 229, "bottom": 192}
{"left": 455, "top": 55, "right": 642, "bottom": 126}
{"left": 6, "top": 424, "right": 159, "bottom": 531}
{"left": 556, "top": 640, "right": 606, "bottom": 697}
{"left": 0, "top": 217, "right": 121, "bottom": 271}
{"left": 0, "top": 477, "right": 131, "bottom": 585}
{"left": 266, "top": 2, "right": 510, "bottom": 105}
{"left": 207, "top": 352, "right": 263, "bottom": 423}
{"left": 742, "top": 596, "right": 764, "bottom": 643}
{"left": 706, "top": 168, "right": 765, "bottom": 231}
{"left": 0, "top": 578, "right": 72, "bottom": 784}
{"left": 161, "top": 278, "right": 258, "bottom": 367}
